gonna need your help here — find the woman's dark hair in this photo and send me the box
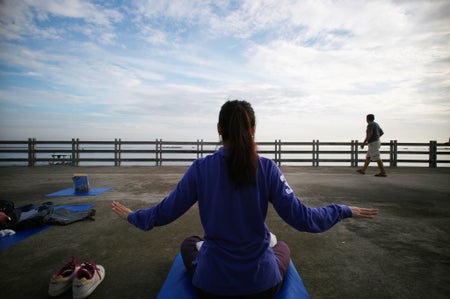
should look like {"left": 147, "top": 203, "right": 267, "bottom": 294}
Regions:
{"left": 219, "top": 100, "right": 258, "bottom": 187}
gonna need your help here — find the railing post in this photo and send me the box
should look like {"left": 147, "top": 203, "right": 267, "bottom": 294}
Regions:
{"left": 77, "top": 138, "right": 80, "bottom": 166}
{"left": 27, "top": 138, "right": 31, "bottom": 166}
{"left": 161, "top": 139, "right": 164, "bottom": 166}
{"left": 118, "top": 138, "right": 122, "bottom": 166}
{"left": 390, "top": 140, "right": 398, "bottom": 167}
{"left": 275, "top": 139, "right": 281, "bottom": 166}
{"left": 28, "top": 138, "right": 36, "bottom": 166}
{"left": 389, "top": 140, "right": 394, "bottom": 167}
{"left": 317, "top": 140, "right": 320, "bottom": 167}
{"left": 196, "top": 140, "right": 199, "bottom": 159}
{"left": 71, "top": 138, "right": 80, "bottom": 166}
{"left": 279, "top": 139, "right": 282, "bottom": 166}
{"left": 114, "top": 138, "right": 122, "bottom": 166}
{"left": 155, "top": 139, "right": 159, "bottom": 166}
{"left": 76, "top": 138, "right": 80, "bottom": 166}
{"left": 156, "top": 139, "right": 163, "bottom": 166}
{"left": 273, "top": 140, "right": 278, "bottom": 166}
{"left": 196, "top": 139, "right": 204, "bottom": 159}
{"left": 72, "top": 139, "right": 75, "bottom": 166}
{"left": 351, "top": 140, "right": 355, "bottom": 167}
{"left": 312, "top": 140, "right": 319, "bottom": 167}
{"left": 429, "top": 140, "right": 437, "bottom": 168}
{"left": 352, "top": 140, "right": 359, "bottom": 167}
{"left": 273, "top": 140, "right": 276, "bottom": 166}
{"left": 33, "top": 138, "right": 37, "bottom": 166}
{"left": 114, "top": 139, "right": 117, "bottom": 166}
{"left": 155, "top": 138, "right": 158, "bottom": 166}
{"left": 394, "top": 140, "right": 398, "bottom": 167}
{"left": 274, "top": 140, "right": 277, "bottom": 166}
{"left": 200, "top": 139, "right": 204, "bottom": 158}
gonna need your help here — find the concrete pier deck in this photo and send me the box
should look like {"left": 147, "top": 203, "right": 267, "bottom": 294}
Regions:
{"left": 0, "top": 166, "right": 449, "bottom": 299}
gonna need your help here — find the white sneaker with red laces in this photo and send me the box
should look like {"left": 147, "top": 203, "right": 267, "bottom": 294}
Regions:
{"left": 48, "top": 256, "right": 80, "bottom": 297}
{"left": 72, "top": 262, "right": 105, "bottom": 299}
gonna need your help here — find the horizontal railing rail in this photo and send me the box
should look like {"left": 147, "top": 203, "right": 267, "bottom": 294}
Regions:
{"left": 0, "top": 139, "right": 449, "bottom": 167}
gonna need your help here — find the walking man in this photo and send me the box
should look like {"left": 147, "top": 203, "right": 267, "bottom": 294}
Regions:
{"left": 357, "top": 114, "right": 387, "bottom": 177}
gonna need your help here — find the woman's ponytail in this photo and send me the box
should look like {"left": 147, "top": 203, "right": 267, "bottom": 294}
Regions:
{"left": 219, "top": 100, "right": 258, "bottom": 187}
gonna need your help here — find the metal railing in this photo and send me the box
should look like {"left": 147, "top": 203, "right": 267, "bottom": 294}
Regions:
{"left": 0, "top": 138, "right": 449, "bottom": 167}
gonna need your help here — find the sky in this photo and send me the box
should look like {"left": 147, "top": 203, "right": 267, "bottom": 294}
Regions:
{"left": 0, "top": 0, "right": 449, "bottom": 143}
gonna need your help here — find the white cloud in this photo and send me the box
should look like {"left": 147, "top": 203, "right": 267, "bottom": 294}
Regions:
{"left": 0, "top": 0, "right": 449, "bottom": 143}
{"left": 26, "top": 0, "right": 123, "bottom": 25}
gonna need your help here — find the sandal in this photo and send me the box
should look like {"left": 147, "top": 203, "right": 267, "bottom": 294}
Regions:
{"left": 356, "top": 169, "right": 365, "bottom": 175}
{"left": 374, "top": 173, "right": 387, "bottom": 177}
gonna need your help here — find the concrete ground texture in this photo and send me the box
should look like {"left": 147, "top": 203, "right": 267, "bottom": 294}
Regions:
{"left": 0, "top": 166, "right": 449, "bottom": 299}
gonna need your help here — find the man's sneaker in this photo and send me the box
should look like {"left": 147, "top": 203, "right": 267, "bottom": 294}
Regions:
{"left": 48, "top": 256, "right": 79, "bottom": 296}
{"left": 72, "top": 262, "right": 105, "bottom": 299}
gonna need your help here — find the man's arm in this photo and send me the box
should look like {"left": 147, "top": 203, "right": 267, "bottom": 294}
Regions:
{"left": 360, "top": 129, "right": 373, "bottom": 149}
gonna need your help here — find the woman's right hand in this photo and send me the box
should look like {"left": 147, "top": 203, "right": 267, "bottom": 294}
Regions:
{"left": 0, "top": 211, "right": 11, "bottom": 222}
{"left": 112, "top": 201, "right": 133, "bottom": 220}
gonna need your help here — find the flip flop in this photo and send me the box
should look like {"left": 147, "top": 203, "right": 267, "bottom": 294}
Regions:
{"left": 356, "top": 169, "right": 365, "bottom": 175}
{"left": 374, "top": 173, "right": 387, "bottom": 177}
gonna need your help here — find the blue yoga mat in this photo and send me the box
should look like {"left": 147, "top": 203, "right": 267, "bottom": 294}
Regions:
{"left": 0, "top": 204, "right": 94, "bottom": 251}
{"left": 0, "top": 225, "right": 50, "bottom": 251}
{"left": 46, "top": 187, "right": 112, "bottom": 197}
{"left": 156, "top": 253, "right": 310, "bottom": 299}
{"left": 54, "top": 204, "right": 94, "bottom": 211}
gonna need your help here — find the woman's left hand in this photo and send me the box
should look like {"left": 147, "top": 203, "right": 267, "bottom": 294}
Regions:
{"left": 349, "top": 206, "right": 379, "bottom": 219}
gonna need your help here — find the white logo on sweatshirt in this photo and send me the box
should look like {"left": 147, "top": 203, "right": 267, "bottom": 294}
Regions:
{"left": 280, "top": 175, "right": 293, "bottom": 195}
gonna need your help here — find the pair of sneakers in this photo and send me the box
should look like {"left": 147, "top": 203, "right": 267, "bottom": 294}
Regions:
{"left": 48, "top": 256, "right": 105, "bottom": 298}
